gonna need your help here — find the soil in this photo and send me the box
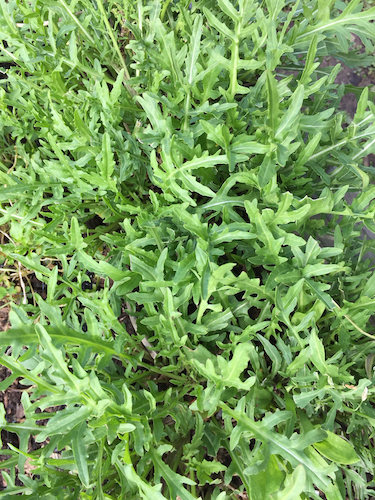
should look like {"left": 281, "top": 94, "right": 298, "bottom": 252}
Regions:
{"left": 0, "top": 307, "right": 10, "bottom": 333}
{"left": 0, "top": 317, "right": 24, "bottom": 489}
{"left": 323, "top": 34, "right": 375, "bottom": 120}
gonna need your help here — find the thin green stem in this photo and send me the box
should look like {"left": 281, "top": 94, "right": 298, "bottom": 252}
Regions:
{"left": 58, "top": 0, "right": 95, "bottom": 44}
{"left": 309, "top": 130, "right": 375, "bottom": 161}
{"left": 136, "top": 1, "right": 143, "bottom": 77}
{"left": 225, "top": 444, "right": 252, "bottom": 495}
{"left": 171, "top": 446, "right": 184, "bottom": 473}
{"left": 196, "top": 299, "right": 208, "bottom": 324}
{"left": 96, "top": 0, "right": 136, "bottom": 98}
{"left": 135, "top": 359, "right": 189, "bottom": 382}
{"left": 229, "top": 32, "right": 240, "bottom": 102}
{"left": 183, "top": 92, "right": 191, "bottom": 132}
{"left": 161, "top": 0, "right": 172, "bottom": 22}
{"left": 190, "top": 469, "right": 197, "bottom": 497}
{"left": 353, "top": 137, "right": 375, "bottom": 160}
{"left": 228, "top": 22, "right": 241, "bottom": 126}
{"left": 332, "top": 300, "right": 375, "bottom": 340}
{"left": 61, "top": 57, "right": 116, "bottom": 84}
{"left": 95, "top": 438, "right": 105, "bottom": 500}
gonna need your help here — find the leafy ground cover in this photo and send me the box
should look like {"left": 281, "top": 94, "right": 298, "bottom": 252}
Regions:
{"left": 1, "top": 0, "right": 375, "bottom": 498}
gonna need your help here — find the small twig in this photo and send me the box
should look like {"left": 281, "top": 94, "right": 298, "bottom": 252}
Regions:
{"left": 125, "top": 301, "right": 157, "bottom": 359}
{"left": 7, "top": 147, "right": 18, "bottom": 174}
{"left": 0, "top": 229, "right": 16, "bottom": 246}
{"left": 0, "top": 230, "right": 29, "bottom": 305}
{"left": 16, "top": 21, "right": 50, "bottom": 27}
{"left": 24, "top": 273, "right": 36, "bottom": 306}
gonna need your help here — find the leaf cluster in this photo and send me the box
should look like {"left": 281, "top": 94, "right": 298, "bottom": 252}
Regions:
{"left": 0, "top": 0, "right": 375, "bottom": 499}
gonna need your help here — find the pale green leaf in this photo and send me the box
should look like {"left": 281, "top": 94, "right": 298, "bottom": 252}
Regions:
{"left": 258, "top": 153, "right": 276, "bottom": 188}
{"left": 203, "top": 8, "right": 236, "bottom": 40}
{"left": 314, "top": 431, "right": 360, "bottom": 465}
{"left": 71, "top": 424, "right": 90, "bottom": 487}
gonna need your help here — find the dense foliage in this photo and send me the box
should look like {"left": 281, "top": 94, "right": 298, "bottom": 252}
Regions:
{"left": 1, "top": 0, "right": 375, "bottom": 498}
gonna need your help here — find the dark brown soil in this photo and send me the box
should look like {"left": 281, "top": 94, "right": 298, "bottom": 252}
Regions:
{"left": 324, "top": 34, "right": 375, "bottom": 119}
{"left": 0, "top": 337, "right": 24, "bottom": 489}
{"left": 0, "top": 306, "right": 10, "bottom": 333}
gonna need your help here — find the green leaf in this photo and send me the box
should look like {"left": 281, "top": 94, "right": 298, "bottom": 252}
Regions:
{"left": 271, "top": 464, "right": 306, "bottom": 500}
{"left": 73, "top": 110, "right": 91, "bottom": 140}
{"left": 258, "top": 153, "right": 276, "bottom": 188}
{"left": 110, "top": 68, "right": 125, "bottom": 105}
{"left": 76, "top": 250, "right": 130, "bottom": 281}
{"left": 219, "top": 343, "right": 255, "bottom": 388}
{"left": 231, "top": 138, "right": 270, "bottom": 155}
{"left": 69, "top": 29, "right": 78, "bottom": 66}
{"left": 36, "top": 324, "right": 84, "bottom": 391}
{"left": 167, "top": 152, "right": 228, "bottom": 180}
{"left": 221, "top": 403, "right": 332, "bottom": 491}
{"left": 302, "top": 263, "right": 345, "bottom": 278}
{"left": 305, "top": 279, "right": 337, "bottom": 311}
{"left": 363, "top": 274, "right": 375, "bottom": 300}
{"left": 275, "top": 85, "right": 304, "bottom": 140}
{"left": 247, "top": 455, "right": 284, "bottom": 500}
{"left": 218, "top": 0, "right": 241, "bottom": 22}
{"left": 117, "top": 461, "right": 168, "bottom": 500}
{"left": 99, "top": 133, "right": 116, "bottom": 189}
{"left": 365, "top": 353, "right": 375, "bottom": 379}
{"left": 257, "top": 334, "right": 281, "bottom": 378}
{"left": 295, "top": 132, "right": 322, "bottom": 168}
{"left": 266, "top": 70, "right": 279, "bottom": 138}
{"left": 36, "top": 405, "right": 93, "bottom": 442}
{"left": 301, "top": 3, "right": 375, "bottom": 39}
{"left": 300, "top": 36, "right": 319, "bottom": 85}
{"left": 148, "top": 447, "right": 196, "bottom": 500}
{"left": 186, "top": 15, "right": 203, "bottom": 85}
{"left": 70, "top": 216, "right": 86, "bottom": 250}
{"left": 71, "top": 423, "right": 90, "bottom": 487}
{"left": 309, "top": 329, "right": 339, "bottom": 377}
{"left": 314, "top": 431, "right": 360, "bottom": 465}
{"left": 203, "top": 8, "right": 236, "bottom": 41}
{"left": 193, "top": 457, "right": 225, "bottom": 484}
{"left": 200, "top": 121, "right": 228, "bottom": 149}
{"left": 8, "top": 254, "right": 51, "bottom": 277}
{"left": 294, "top": 388, "right": 327, "bottom": 409}
{"left": 58, "top": 0, "right": 95, "bottom": 43}
{"left": 137, "top": 93, "right": 165, "bottom": 133}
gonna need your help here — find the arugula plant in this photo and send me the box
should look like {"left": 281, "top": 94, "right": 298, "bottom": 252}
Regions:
{"left": 0, "top": 0, "right": 375, "bottom": 498}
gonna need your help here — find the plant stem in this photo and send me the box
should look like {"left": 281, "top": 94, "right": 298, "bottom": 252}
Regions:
{"left": 58, "top": 0, "right": 95, "bottom": 44}
{"left": 96, "top": 0, "right": 137, "bottom": 98}
{"left": 161, "top": 0, "right": 172, "bottom": 22}
{"left": 228, "top": 23, "right": 241, "bottom": 126}
{"left": 190, "top": 469, "right": 197, "bottom": 496}
{"left": 229, "top": 29, "right": 240, "bottom": 102}
{"left": 183, "top": 92, "right": 191, "bottom": 132}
